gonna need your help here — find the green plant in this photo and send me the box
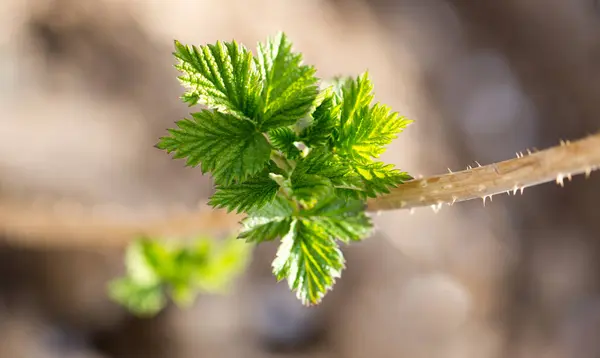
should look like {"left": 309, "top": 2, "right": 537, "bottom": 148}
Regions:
{"left": 109, "top": 235, "right": 251, "bottom": 316}
{"left": 156, "top": 32, "right": 412, "bottom": 306}
{"left": 102, "top": 32, "right": 600, "bottom": 315}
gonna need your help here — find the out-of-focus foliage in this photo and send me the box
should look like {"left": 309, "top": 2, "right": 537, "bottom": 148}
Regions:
{"left": 108, "top": 236, "right": 252, "bottom": 317}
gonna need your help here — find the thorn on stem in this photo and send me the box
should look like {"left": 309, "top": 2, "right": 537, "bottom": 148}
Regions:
{"left": 431, "top": 203, "right": 443, "bottom": 213}
{"left": 556, "top": 173, "right": 565, "bottom": 187}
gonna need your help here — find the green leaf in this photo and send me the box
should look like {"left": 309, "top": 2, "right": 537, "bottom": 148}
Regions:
{"left": 209, "top": 173, "right": 279, "bottom": 213}
{"left": 272, "top": 219, "right": 345, "bottom": 306}
{"left": 157, "top": 110, "right": 271, "bottom": 185}
{"left": 239, "top": 196, "right": 294, "bottom": 243}
{"left": 303, "top": 196, "right": 372, "bottom": 243}
{"left": 109, "top": 236, "right": 252, "bottom": 316}
{"left": 341, "top": 103, "right": 412, "bottom": 161}
{"left": 293, "top": 148, "right": 363, "bottom": 197}
{"left": 268, "top": 127, "right": 301, "bottom": 159}
{"left": 108, "top": 278, "right": 166, "bottom": 317}
{"left": 353, "top": 160, "right": 412, "bottom": 197}
{"left": 333, "top": 73, "right": 412, "bottom": 158}
{"left": 312, "top": 73, "right": 413, "bottom": 197}
{"left": 299, "top": 88, "right": 339, "bottom": 147}
{"left": 256, "top": 32, "right": 319, "bottom": 129}
{"left": 173, "top": 39, "right": 262, "bottom": 119}
{"left": 336, "top": 72, "right": 374, "bottom": 129}
{"left": 290, "top": 173, "right": 333, "bottom": 207}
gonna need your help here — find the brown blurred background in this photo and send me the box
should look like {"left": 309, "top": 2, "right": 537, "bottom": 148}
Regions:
{"left": 1, "top": 0, "right": 600, "bottom": 357}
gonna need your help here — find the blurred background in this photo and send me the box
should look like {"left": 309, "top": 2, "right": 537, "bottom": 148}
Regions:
{"left": 1, "top": 0, "right": 600, "bottom": 357}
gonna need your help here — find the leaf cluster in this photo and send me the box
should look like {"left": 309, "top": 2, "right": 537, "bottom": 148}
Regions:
{"left": 157, "top": 32, "right": 412, "bottom": 305}
{"left": 108, "top": 236, "right": 250, "bottom": 317}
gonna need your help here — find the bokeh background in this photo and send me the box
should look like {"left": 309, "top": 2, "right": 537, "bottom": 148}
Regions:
{"left": 1, "top": 0, "right": 600, "bottom": 357}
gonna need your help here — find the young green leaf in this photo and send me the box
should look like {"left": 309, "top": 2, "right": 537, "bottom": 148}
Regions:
{"left": 272, "top": 219, "right": 345, "bottom": 306}
{"left": 293, "top": 148, "right": 363, "bottom": 198}
{"left": 337, "top": 72, "right": 374, "bottom": 129}
{"left": 239, "top": 196, "right": 294, "bottom": 243}
{"left": 209, "top": 174, "right": 280, "bottom": 213}
{"left": 353, "top": 160, "right": 413, "bottom": 197}
{"left": 256, "top": 32, "right": 319, "bottom": 130}
{"left": 157, "top": 110, "right": 271, "bottom": 185}
{"left": 318, "top": 72, "right": 413, "bottom": 197}
{"left": 303, "top": 196, "right": 372, "bottom": 243}
{"left": 173, "top": 40, "right": 262, "bottom": 119}
{"left": 340, "top": 102, "right": 412, "bottom": 161}
{"left": 334, "top": 73, "right": 412, "bottom": 157}
{"left": 299, "top": 88, "right": 339, "bottom": 147}
{"left": 290, "top": 173, "right": 333, "bottom": 207}
{"left": 268, "top": 127, "right": 302, "bottom": 159}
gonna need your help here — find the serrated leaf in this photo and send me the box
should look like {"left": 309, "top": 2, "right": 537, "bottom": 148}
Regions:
{"left": 256, "top": 32, "right": 319, "bottom": 129}
{"left": 173, "top": 39, "right": 261, "bottom": 119}
{"left": 337, "top": 72, "right": 374, "bottom": 129}
{"left": 239, "top": 216, "right": 293, "bottom": 243}
{"left": 299, "top": 88, "right": 339, "bottom": 147}
{"left": 309, "top": 72, "right": 413, "bottom": 197}
{"left": 239, "top": 196, "right": 294, "bottom": 243}
{"left": 290, "top": 173, "right": 333, "bottom": 207}
{"left": 209, "top": 174, "right": 279, "bottom": 213}
{"left": 294, "top": 148, "right": 363, "bottom": 197}
{"left": 157, "top": 110, "right": 271, "bottom": 185}
{"left": 353, "top": 160, "right": 412, "bottom": 197}
{"left": 272, "top": 219, "right": 345, "bottom": 305}
{"left": 341, "top": 102, "right": 412, "bottom": 161}
{"left": 333, "top": 72, "right": 412, "bottom": 158}
{"left": 268, "top": 127, "right": 301, "bottom": 159}
{"left": 303, "top": 196, "right": 372, "bottom": 243}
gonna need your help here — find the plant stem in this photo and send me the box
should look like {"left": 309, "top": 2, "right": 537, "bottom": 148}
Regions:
{"left": 367, "top": 132, "right": 600, "bottom": 211}
{"left": 2, "top": 133, "right": 600, "bottom": 248}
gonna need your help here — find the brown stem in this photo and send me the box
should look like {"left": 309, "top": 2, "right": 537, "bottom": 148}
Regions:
{"left": 366, "top": 132, "right": 600, "bottom": 211}
{"left": 2, "top": 133, "right": 600, "bottom": 249}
